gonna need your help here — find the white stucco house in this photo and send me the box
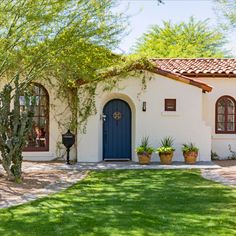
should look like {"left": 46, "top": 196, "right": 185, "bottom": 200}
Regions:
{"left": 78, "top": 58, "right": 236, "bottom": 163}
{"left": 22, "top": 58, "right": 236, "bottom": 163}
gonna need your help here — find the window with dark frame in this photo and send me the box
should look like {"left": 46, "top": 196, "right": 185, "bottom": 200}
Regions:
{"left": 165, "top": 99, "right": 176, "bottom": 111}
{"left": 216, "top": 96, "right": 236, "bottom": 134}
{"left": 20, "top": 84, "right": 49, "bottom": 151}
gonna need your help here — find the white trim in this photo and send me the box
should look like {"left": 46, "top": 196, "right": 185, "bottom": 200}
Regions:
{"left": 212, "top": 134, "right": 236, "bottom": 140}
{"left": 23, "top": 152, "right": 54, "bottom": 157}
{"left": 161, "top": 111, "right": 181, "bottom": 116}
{"left": 23, "top": 152, "right": 55, "bottom": 161}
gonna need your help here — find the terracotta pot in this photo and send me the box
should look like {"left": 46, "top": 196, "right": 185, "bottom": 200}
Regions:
{"left": 159, "top": 152, "right": 174, "bottom": 165}
{"left": 184, "top": 151, "right": 198, "bottom": 164}
{"left": 138, "top": 153, "right": 151, "bottom": 165}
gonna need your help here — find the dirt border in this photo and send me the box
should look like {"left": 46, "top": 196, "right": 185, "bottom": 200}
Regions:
{"left": 0, "top": 162, "right": 88, "bottom": 209}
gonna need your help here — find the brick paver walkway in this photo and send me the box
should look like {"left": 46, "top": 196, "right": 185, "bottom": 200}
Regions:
{"left": 201, "top": 160, "right": 236, "bottom": 188}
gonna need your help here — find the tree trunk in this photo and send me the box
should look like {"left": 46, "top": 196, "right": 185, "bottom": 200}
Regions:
{"left": 1, "top": 158, "right": 14, "bottom": 181}
{"left": 11, "top": 153, "right": 23, "bottom": 183}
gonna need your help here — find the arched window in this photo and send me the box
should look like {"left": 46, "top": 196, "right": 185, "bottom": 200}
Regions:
{"left": 20, "top": 84, "right": 49, "bottom": 151}
{"left": 216, "top": 96, "right": 236, "bottom": 134}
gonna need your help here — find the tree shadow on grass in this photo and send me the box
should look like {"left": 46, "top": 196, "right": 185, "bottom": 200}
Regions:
{"left": 0, "top": 170, "right": 236, "bottom": 236}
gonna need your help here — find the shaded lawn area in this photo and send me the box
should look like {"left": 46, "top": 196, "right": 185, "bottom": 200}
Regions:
{"left": 0, "top": 170, "right": 236, "bottom": 236}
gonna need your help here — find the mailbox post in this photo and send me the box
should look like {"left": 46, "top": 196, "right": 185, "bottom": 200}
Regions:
{"left": 62, "top": 130, "right": 75, "bottom": 164}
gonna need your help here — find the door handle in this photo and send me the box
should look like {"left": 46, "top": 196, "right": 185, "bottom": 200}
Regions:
{"left": 102, "top": 114, "right": 106, "bottom": 122}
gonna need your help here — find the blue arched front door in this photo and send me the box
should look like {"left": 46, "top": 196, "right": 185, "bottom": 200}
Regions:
{"left": 103, "top": 99, "right": 132, "bottom": 160}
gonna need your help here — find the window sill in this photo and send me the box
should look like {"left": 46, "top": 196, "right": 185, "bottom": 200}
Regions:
{"left": 212, "top": 134, "right": 236, "bottom": 140}
{"left": 23, "top": 152, "right": 55, "bottom": 161}
{"left": 23, "top": 152, "right": 53, "bottom": 157}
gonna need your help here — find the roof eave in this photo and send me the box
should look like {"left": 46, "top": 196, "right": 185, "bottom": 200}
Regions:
{"left": 154, "top": 68, "right": 212, "bottom": 93}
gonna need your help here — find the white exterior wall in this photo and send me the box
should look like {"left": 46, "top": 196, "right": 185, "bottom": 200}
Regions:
{"left": 198, "top": 77, "right": 236, "bottom": 159}
{"left": 78, "top": 73, "right": 211, "bottom": 162}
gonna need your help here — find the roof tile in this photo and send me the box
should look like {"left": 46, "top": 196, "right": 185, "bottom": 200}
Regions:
{"left": 152, "top": 58, "right": 236, "bottom": 76}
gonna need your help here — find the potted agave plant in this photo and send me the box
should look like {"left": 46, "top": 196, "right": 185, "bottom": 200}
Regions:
{"left": 136, "top": 137, "right": 154, "bottom": 165}
{"left": 156, "top": 137, "right": 175, "bottom": 165}
{"left": 182, "top": 142, "right": 199, "bottom": 164}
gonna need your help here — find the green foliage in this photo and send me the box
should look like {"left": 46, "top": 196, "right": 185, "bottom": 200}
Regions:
{"left": 0, "top": 0, "right": 125, "bottom": 78}
{"left": 215, "top": 0, "right": 236, "bottom": 30}
{"left": 135, "top": 136, "right": 154, "bottom": 154}
{"left": 156, "top": 146, "right": 175, "bottom": 154}
{"left": 160, "top": 136, "right": 174, "bottom": 147}
{"left": 45, "top": 0, "right": 126, "bottom": 132}
{"left": 133, "top": 17, "right": 228, "bottom": 58}
{"left": 157, "top": 137, "right": 175, "bottom": 154}
{"left": 98, "top": 55, "right": 155, "bottom": 78}
{"left": 211, "top": 151, "right": 219, "bottom": 160}
{"left": 228, "top": 144, "right": 236, "bottom": 160}
{"left": 182, "top": 142, "right": 199, "bottom": 154}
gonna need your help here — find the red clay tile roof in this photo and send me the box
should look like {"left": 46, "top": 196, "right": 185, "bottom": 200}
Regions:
{"left": 152, "top": 58, "right": 236, "bottom": 77}
{"left": 98, "top": 59, "right": 213, "bottom": 92}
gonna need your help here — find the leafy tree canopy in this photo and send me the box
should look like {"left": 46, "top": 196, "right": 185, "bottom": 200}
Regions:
{"left": 215, "top": 0, "right": 236, "bottom": 30}
{"left": 133, "top": 17, "right": 228, "bottom": 58}
{"left": 0, "top": 0, "right": 125, "bottom": 84}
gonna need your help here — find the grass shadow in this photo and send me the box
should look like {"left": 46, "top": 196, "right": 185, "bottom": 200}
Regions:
{"left": 0, "top": 170, "right": 235, "bottom": 236}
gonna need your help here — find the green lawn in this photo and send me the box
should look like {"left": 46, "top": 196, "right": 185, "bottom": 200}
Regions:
{"left": 0, "top": 170, "right": 236, "bottom": 236}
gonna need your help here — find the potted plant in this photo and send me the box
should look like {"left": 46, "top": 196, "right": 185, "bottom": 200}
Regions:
{"left": 182, "top": 142, "right": 199, "bottom": 164}
{"left": 156, "top": 137, "right": 175, "bottom": 164}
{"left": 136, "top": 137, "right": 154, "bottom": 165}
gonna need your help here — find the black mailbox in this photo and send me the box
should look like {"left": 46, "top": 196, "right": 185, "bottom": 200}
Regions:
{"left": 62, "top": 130, "right": 75, "bottom": 164}
{"left": 62, "top": 130, "right": 75, "bottom": 148}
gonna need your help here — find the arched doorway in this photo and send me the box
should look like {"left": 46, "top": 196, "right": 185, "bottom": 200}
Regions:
{"left": 103, "top": 99, "right": 132, "bottom": 160}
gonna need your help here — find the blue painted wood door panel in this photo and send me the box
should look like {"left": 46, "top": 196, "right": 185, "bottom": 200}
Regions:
{"left": 103, "top": 99, "right": 131, "bottom": 160}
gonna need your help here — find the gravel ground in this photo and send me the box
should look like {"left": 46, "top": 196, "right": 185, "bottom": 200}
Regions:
{"left": 0, "top": 161, "right": 88, "bottom": 209}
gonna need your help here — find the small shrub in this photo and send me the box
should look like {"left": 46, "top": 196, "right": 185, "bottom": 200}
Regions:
{"left": 228, "top": 144, "right": 236, "bottom": 160}
{"left": 136, "top": 137, "right": 154, "bottom": 154}
{"left": 160, "top": 136, "right": 174, "bottom": 147}
{"left": 157, "top": 146, "right": 175, "bottom": 154}
{"left": 211, "top": 151, "right": 219, "bottom": 160}
{"left": 182, "top": 143, "right": 199, "bottom": 154}
{"left": 157, "top": 137, "right": 175, "bottom": 154}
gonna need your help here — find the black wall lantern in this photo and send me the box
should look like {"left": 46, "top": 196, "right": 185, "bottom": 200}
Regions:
{"left": 62, "top": 130, "right": 75, "bottom": 164}
{"left": 142, "top": 101, "right": 147, "bottom": 112}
